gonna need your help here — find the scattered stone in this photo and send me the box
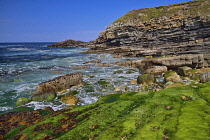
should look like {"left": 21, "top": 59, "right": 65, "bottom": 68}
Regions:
{"left": 177, "top": 66, "right": 192, "bottom": 76}
{"left": 16, "top": 98, "right": 30, "bottom": 106}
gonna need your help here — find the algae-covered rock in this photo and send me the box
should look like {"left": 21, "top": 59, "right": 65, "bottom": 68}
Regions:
{"left": 31, "top": 90, "right": 57, "bottom": 102}
{"left": 61, "top": 96, "right": 79, "bottom": 105}
{"left": 113, "top": 70, "right": 123, "bottom": 74}
{"left": 16, "top": 98, "right": 30, "bottom": 106}
{"left": 137, "top": 74, "right": 155, "bottom": 85}
{"left": 98, "top": 81, "right": 110, "bottom": 85}
{"left": 126, "top": 69, "right": 137, "bottom": 74}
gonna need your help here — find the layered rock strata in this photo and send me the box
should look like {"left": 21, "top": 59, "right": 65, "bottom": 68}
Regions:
{"left": 86, "top": 0, "right": 210, "bottom": 57}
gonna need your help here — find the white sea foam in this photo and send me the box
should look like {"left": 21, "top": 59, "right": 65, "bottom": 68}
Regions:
{"left": 0, "top": 106, "right": 13, "bottom": 111}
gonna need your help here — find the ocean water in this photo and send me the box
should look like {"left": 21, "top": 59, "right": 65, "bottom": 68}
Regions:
{"left": 0, "top": 42, "right": 142, "bottom": 112}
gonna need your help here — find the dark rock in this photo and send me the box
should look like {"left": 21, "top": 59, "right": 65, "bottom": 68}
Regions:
{"left": 48, "top": 39, "right": 87, "bottom": 47}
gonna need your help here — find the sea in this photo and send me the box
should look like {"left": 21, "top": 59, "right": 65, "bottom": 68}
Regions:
{"left": 0, "top": 42, "right": 142, "bottom": 112}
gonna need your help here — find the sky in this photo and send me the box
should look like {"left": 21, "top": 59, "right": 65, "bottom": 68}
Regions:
{"left": 0, "top": 0, "right": 190, "bottom": 42}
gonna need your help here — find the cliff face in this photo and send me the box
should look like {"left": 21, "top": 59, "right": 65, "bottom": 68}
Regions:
{"left": 88, "top": 0, "right": 210, "bottom": 57}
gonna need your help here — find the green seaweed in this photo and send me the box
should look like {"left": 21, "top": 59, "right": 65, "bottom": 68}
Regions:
{"left": 4, "top": 125, "right": 26, "bottom": 139}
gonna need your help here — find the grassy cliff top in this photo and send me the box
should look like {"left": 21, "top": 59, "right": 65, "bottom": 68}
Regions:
{"left": 114, "top": 0, "right": 210, "bottom": 23}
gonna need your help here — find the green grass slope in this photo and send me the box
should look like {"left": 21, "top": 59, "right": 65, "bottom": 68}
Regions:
{"left": 5, "top": 81, "right": 210, "bottom": 140}
{"left": 114, "top": 0, "right": 210, "bottom": 23}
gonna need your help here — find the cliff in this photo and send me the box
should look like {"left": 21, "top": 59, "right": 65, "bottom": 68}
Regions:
{"left": 86, "top": 0, "right": 210, "bottom": 57}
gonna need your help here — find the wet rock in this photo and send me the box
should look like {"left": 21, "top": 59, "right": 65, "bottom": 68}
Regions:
{"left": 137, "top": 74, "right": 155, "bottom": 85}
{"left": 83, "top": 59, "right": 102, "bottom": 65}
{"left": 61, "top": 96, "right": 79, "bottom": 105}
{"left": 36, "top": 72, "right": 83, "bottom": 94}
{"left": 16, "top": 98, "right": 30, "bottom": 106}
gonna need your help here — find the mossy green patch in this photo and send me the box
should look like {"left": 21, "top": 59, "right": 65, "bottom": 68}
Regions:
{"left": 7, "top": 81, "right": 210, "bottom": 139}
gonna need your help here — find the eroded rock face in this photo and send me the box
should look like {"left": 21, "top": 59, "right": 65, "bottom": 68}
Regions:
{"left": 86, "top": 0, "right": 210, "bottom": 57}
{"left": 36, "top": 72, "right": 83, "bottom": 94}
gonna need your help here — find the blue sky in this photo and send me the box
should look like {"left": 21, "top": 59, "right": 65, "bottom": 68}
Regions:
{"left": 0, "top": 0, "right": 190, "bottom": 42}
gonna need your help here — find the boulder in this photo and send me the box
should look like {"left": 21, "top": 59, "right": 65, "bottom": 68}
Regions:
{"left": 61, "top": 96, "right": 79, "bottom": 105}
{"left": 137, "top": 74, "right": 155, "bottom": 85}
{"left": 165, "top": 71, "right": 182, "bottom": 83}
{"left": 36, "top": 72, "right": 83, "bottom": 94}
{"left": 177, "top": 66, "right": 192, "bottom": 76}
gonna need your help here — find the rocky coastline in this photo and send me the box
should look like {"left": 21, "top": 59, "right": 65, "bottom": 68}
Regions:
{"left": 1, "top": 0, "right": 210, "bottom": 139}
